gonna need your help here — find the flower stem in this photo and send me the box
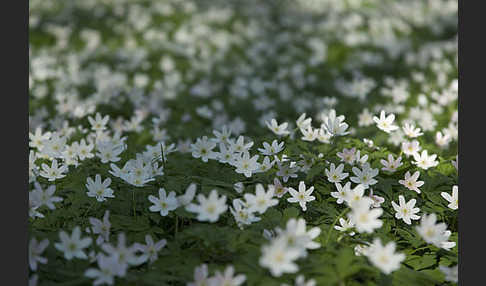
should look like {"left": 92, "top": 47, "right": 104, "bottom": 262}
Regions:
{"left": 409, "top": 245, "right": 432, "bottom": 255}
{"left": 82, "top": 201, "right": 95, "bottom": 218}
{"left": 132, "top": 190, "right": 136, "bottom": 219}
{"left": 325, "top": 208, "right": 348, "bottom": 247}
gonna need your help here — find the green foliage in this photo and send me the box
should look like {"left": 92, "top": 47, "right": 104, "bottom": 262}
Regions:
{"left": 29, "top": 0, "right": 457, "bottom": 285}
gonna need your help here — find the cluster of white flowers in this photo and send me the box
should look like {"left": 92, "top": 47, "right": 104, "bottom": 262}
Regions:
{"left": 110, "top": 141, "right": 176, "bottom": 187}
{"left": 28, "top": 0, "right": 458, "bottom": 284}
{"left": 259, "top": 218, "right": 321, "bottom": 277}
{"left": 187, "top": 264, "right": 246, "bottom": 286}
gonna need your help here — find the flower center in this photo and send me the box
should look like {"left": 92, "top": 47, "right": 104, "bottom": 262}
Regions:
{"left": 68, "top": 243, "right": 77, "bottom": 251}
{"left": 425, "top": 228, "right": 435, "bottom": 238}
{"left": 206, "top": 205, "right": 216, "bottom": 214}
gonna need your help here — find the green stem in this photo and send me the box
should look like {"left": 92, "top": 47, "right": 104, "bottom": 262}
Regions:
{"left": 325, "top": 208, "right": 348, "bottom": 246}
{"left": 82, "top": 201, "right": 96, "bottom": 218}
{"left": 132, "top": 190, "right": 136, "bottom": 219}
{"left": 160, "top": 144, "right": 167, "bottom": 170}
{"left": 409, "top": 245, "right": 432, "bottom": 255}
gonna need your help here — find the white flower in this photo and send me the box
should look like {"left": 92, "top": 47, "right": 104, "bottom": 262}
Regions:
{"left": 334, "top": 218, "right": 355, "bottom": 236}
{"left": 366, "top": 238, "right": 405, "bottom": 274}
{"left": 85, "top": 254, "right": 123, "bottom": 285}
{"left": 281, "top": 275, "right": 316, "bottom": 286}
{"left": 77, "top": 139, "right": 95, "bottom": 160}
{"left": 369, "top": 189, "right": 385, "bottom": 208}
{"left": 322, "top": 111, "right": 350, "bottom": 137}
{"left": 300, "top": 126, "right": 319, "bottom": 141}
{"left": 86, "top": 174, "right": 115, "bottom": 202}
{"left": 244, "top": 184, "right": 278, "bottom": 214}
{"left": 29, "top": 238, "right": 49, "bottom": 271}
{"left": 358, "top": 108, "right": 374, "bottom": 127}
{"left": 212, "top": 125, "right": 232, "bottom": 144}
{"left": 440, "top": 230, "right": 456, "bottom": 250}
{"left": 325, "top": 163, "right": 349, "bottom": 183}
{"left": 276, "top": 160, "right": 299, "bottom": 182}
{"left": 216, "top": 143, "right": 237, "bottom": 164}
{"left": 348, "top": 200, "right": 383, "bottom": 234}
{"left": 39, "top": 159, "right": 67, "bottom": 181}
{"left": 363, "top": 138, "right": 374, "bottom": 148}
{"left": 230, "top": 199, "right": 261, "bottom": 228}
{"left": 258, "top": 140, "right": 285, "bottom": 156}
{"left": 416, "top": 213, "right": 449, "bottom": 248}
{"left": 316, "top": 128, "right": 332, "bottom": 143}
{"left": 276, "top": 218, "right": 321, "bottom": 258}
{"left": 296, "top": 113, "right": 312, "bottom": 130}
{"left": 191, "top": 136, "right": 217, "bottom": 162}
{"left": 229, "top": 135, "right": 254, "bottom": 154}
{"left": 388, "top": 130, "right": 405, "bottom": 146}
{"left": 439, "top": 265, "right": 458, "bottom": 283}
{"left": 133, "top": 234, "right": 167, "bottom": 264}
{"left": 441, "top": 185, "right": 458, "bottom": 210}
{"left": 187, "top": 264, "right": 214, "bottom": 286}
{"left": 402, "top": 123, "right": 423, "bottom": 138}
{"left": 337, "top": 148, "right": 356, "bottom": 165}
{"left": 212, "top": 265, "right": 246, "bottom": 286}
{"left": 257, "top": 156, "right": 275, "bottom": 173}
{"left": 354, "top": 244, "right": 370, "bottom": 257}
{"left": 266, "top": 119, "right": 290, "bottom": 136}
{"left": 435, "top": 131, "right": 451, "bottom": 148}
{"left": 234, "top": 151, "right": 260, "bottom": 177}
{"left": 344, "top": 184, "right": 370, "bottom": 207}
{"left": 29, "top": 127, "right": 51, "bottom": 150}
{"left": 355, "top": 150, "right": 368, "bottom": 166}
{"left": 331, "top": 182, "right": 352, "bottom": 204}
{"left": 148, "top": 162, "right": 164, "bottom": 178}
{"left": 88, "top": 112, "right": 110, "bottom": 132}
{"left": 263, "top": 229, "right": 277, "bottom": 240}
{"left": 398, "top": 171, "right": 424, "bottom": 194}
{"left": 108, "top": 162, "right": 130, "bottom": 178}
{"left": 268, "top": 178, "right": 289, "bottom": 198}
{"left": 123, "top": 172, "right": 154, "bottom": 187}
{"left": 401, "top": 140, "right": 421, "bottom": 157}
{"left": 259, "top": 236, "right": 300, "bottom": 277}
{"left": 233, "top": 182, "right": 245, "bottom": 193}
{"left": 373, "top": 110, "right": 399, "bottom": 133}
{"left": 96, "top": 142, "right": 124, "bottom": 163}
{"left": 54, "top": 226, "right": 92, "bottom": 260}
{"left": 29, "top": 150, "right": 38, "bottom": 182}
{"left": 101, "top": 233, "right": 143, "bottom": 273}
{"left": 287, "top": 181, "right": 315, "bottom": 211}
{"left": 186, "top": 190, "right": 228, "bottom": 222}
{"left": 29, "top": 183, "right": 63, "bottom": 210}
{"left": 148, "top": 188, "right": 179, "bottom": 216}
{"left": 29, "top": 193, "right": 44, "bottom": 219}
{"left": 177, "top": 183, "right": 197, "bottom": 206}
{"left": 87, "top": 210, "right": 111, "bottom": 245}
{"left": 391, "top": 195, "right": 421, "bottom": 225}
{"left": 350, "top": 163, "right": 379, "bottom": 189}
{"left": 380, "top": 154, "right": 403, "bottom": 173}
{"left": 412, "top": 150, "right": 439, "bottom": 170}
{"left": 41, "top": 133, "right": 67, "bottom": 158}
